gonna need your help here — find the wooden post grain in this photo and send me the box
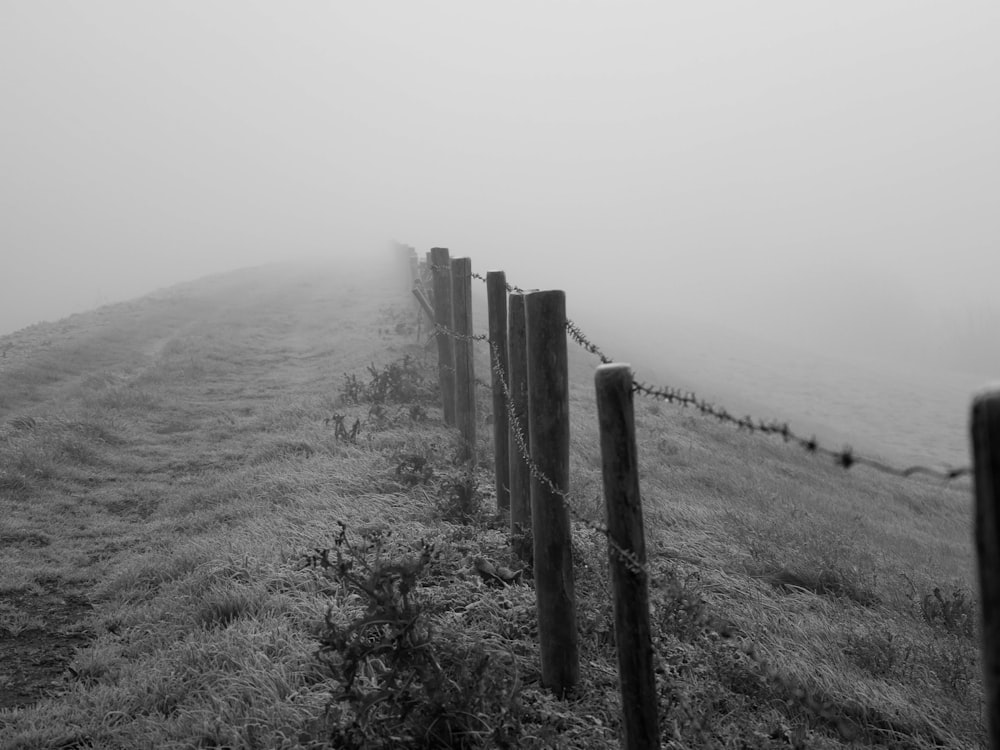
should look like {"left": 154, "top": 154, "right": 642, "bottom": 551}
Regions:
{"left": 595, "top": 364, "right": 660, "bottom": 750}
{"left": 487, "top": 271, "right": 510, "bottom": 512}
{"left": 508, "top": 292, "right": 532, "bottom": 563}
{"left": 430, "top": 247, "right": 456, "bottom": 426}
{"left": 972, "top": 386, "right": 1000, "bottom": 750}
{"left": 451, "top": 257, "right": 476, "bottom": 462}
{"left": 525, "top": 289, "right": 578, "bottom": 697}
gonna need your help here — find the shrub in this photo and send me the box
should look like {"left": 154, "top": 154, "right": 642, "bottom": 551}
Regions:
{"left": 434, "top": 469, "right": 483, "bottom": 524}
{"left": 341, "top": 356, "right": 426, "bottom": 407}
{"left": 312, "top": 524, "right": 527, "bottom": 749}
{"left": 920, "top": 586, "right": 977, "bottom": 639}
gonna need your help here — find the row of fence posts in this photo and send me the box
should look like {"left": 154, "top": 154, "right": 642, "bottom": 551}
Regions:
{"left": 391, "top": 241, "right": 999, "bottom": 750}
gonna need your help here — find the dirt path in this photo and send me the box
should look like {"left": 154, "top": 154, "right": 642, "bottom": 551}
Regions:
{"left": 0, "top": 583, "right": 92, "bottom": 710}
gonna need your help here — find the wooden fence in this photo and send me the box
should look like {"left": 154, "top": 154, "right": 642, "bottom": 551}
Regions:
{"left": 392, "top": 242, "right": 999, "bottom": 750}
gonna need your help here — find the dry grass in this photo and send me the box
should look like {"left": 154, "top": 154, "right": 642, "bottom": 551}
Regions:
{"left": 0, "top": 259, "right": 987, "bottom": 748}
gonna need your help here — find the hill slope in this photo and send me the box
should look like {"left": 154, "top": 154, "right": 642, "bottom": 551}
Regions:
{"left": 0, "top": 260, "right": 986, "bottom": 748}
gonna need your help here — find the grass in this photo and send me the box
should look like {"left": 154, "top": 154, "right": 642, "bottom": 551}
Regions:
{"left": 0, "top": 258, "right": 987, "bottom": 748}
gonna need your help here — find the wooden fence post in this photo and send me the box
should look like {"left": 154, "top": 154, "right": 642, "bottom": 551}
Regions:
{"left": 430, "top": 248, "right": 456, "bottom": 426}
{"left": 971, "top": 387, "right": 1000, "bottom": 750}
{"left": 487, "top": 271, "right": 510, "bottom": 512}
{"left": 508, "top": 292, "right": 532, "bottom": 563}
{"left": 525, "top": 289, "right": 578, "bottom": 697}
{"left": 595, "top": 364, "right": 660, "bottom": 750}
{"left": 451, "top": 257, "right": 476, "bottom": 462}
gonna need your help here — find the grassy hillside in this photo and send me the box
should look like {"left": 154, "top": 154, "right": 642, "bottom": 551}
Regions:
{"left": 0, "top": 260, "right": 986, "bottom": 748}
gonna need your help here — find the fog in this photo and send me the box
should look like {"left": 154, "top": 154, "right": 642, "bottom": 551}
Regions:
{"left": 3, "top": 2, "right": 998, "bottom": 382}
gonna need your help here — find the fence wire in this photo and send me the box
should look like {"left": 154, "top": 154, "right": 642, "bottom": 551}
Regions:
{"left": 433, "top": 321, "right": 687, "bottom": 577}
{"left": 438, "top": 264, "right": 972, "bottom": 484}
{"left": 424, "top": 268, "right": 976, "bottom": 744}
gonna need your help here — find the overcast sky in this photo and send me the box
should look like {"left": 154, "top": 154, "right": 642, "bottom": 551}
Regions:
{"left": 2, "top": 2, "right": 998, "bottom": 372}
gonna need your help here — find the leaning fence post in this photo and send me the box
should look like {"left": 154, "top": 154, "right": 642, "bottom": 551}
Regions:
{"left": 508, "top": 292, "right": 532, "bottom": 562}
{"left": 430, "top": 248, "right": 456, "bottom": 427}
{"left": 525, "top": 289, "right": 578, "bottom": 698}
{"left": 596, "top": 364, "right": 660, "bottom": 750}
{"left": 972, "top": 386, "right": 1000, "bottom": 750}
{"left": 451, "top": 257, "right": 476, "bottom": 462}
{"left": 487, "top": 271, "right": 510, "bottom": 512}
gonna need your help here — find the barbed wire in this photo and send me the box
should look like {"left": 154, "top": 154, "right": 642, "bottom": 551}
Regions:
{"left": 428, "top": 263, "right": 526, "bottom": 295}
{"left": 563, "top": 320, "right": 971, "bottom": 482}
{"left": 429, "top": 308, "right": 964, "bottom": 745}
{"left": 419, "top": 275, "right": 973, "bottom": 741}
{"left": 423, "top": 264, "right": 972, "bottom": 483}
{"left": 433, "top": 322, "right": 650, "bottom": 576}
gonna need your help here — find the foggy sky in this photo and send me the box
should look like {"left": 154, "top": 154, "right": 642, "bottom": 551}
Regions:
{"left": 2, "top": 2, "right": 998, "bottom": 373}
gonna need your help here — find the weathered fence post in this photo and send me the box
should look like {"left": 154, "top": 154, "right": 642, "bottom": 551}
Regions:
{"left": 596, "top": 364, "right": 660, "bottom": 750}
{"left": 971, "top": 386, "right": 1000, "bottom": 750}
{"left": 487, "top": 271, "right": 510, "bottom": 512}
{"left": 508, "top": 292, "right": 532, "bottom": 562}
{"left": 451, "top": 257, "right": 476, "bottom": 462}
{"left": 525, "top": 289, "right": 578, "bottom": 697}
{"left": 430, "top": 248, "right": 456, "bottom": 426}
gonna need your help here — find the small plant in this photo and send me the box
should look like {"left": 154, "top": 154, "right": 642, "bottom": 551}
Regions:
{"left": 435, "top": 469, "right": 482, "bottom": 524}
{"left": 844, "top": 627, "right": 912, "bottom": 678}
{"left": 922, "top": 634, "right": 978, "bottom": 697}
{"left": 312, "top": 523, "right": 526, "bottom": 748}
{"left": 326, "top": 413, "right": 361, "bottom": 443}
{"left": 365, "top": 355, "right": 424, "bottom": 404}
{"left": 340, "top": 355, "right": 429, "bottom": 408}
{"left": 340, "top": 373, "right": 366, "bottom": 405}
{"left": 367, "top": 403, "right": 391, "bottom": 431}
{"left": 395, "top": 454, "right": 433, "bottom": 485}
{"left": 651, "top": 566, "right": 733, "bottom": 643}
{"left": 920, "top": 586, "right": 976, "bottom": 639}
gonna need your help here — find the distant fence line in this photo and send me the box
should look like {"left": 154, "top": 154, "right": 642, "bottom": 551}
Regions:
{"left": 393, "top": 242, "right": 999, "bottom": 750}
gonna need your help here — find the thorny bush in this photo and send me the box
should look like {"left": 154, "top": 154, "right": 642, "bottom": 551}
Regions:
{"left": 310, "top": 523, "right": 527, "bottom": 749}
{"left": 341, "top": 355, "right": 427, "bottom": 406}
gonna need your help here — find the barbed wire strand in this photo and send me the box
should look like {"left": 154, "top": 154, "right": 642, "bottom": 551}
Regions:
{"left": 564, "top": 320, "right": 971, "bottom": 482}
{"left": 434, "top": 322, "right": 657, "bottom": 576}
{"left": 431, "top": 265, "right": 972, "bottom": 483}
{"left": 430, "top": 314, "right": 969, "bottom": 743}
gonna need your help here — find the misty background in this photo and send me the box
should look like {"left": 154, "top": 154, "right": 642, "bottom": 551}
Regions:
{"left": 2, "top": 2, "right": 998, "bottom": 463}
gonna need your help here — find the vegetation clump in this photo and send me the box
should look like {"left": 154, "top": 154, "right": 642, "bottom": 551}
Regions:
{"left": 312, "top": 523, "right": 528, "bottom": 749}
{"left": 341, "top": 355, "right": 427, "bottom": 406}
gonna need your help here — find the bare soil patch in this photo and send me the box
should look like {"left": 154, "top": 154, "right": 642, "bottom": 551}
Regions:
{"left": 0, "top": 580, "right": 93, "bottom": 710}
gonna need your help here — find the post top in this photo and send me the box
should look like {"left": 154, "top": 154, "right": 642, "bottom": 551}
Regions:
{"left": 594, "top": 363, "right": 633, "bottom": 390}
{"left": 972, "top": 383, "right": 1000, "bottom": 415}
